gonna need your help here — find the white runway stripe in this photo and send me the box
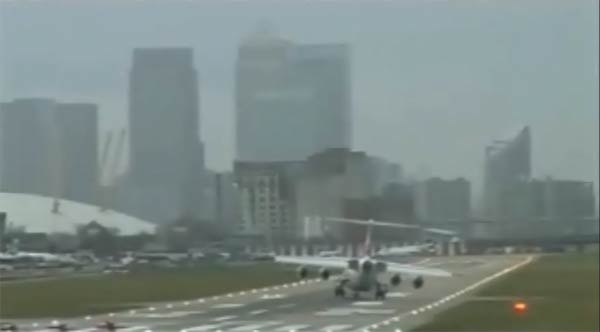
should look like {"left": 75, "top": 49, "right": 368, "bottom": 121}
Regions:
{"left": 319, "top": 325, "right": 354, "bottom": 331}
{"left": 352, "top": 301, "right": 383, "bottom": 306}
{"left": 249, "top": 309, "right": 268, "bottom": 315}
{"left": 269, "top": 324, "right": 310, "bottom": 331}
{"left": 260, "top": 293, "right": 286, "bottom": 300}
{"left": 212, "top": 303, "right": 245, "bottom": 309}
{"left": 115, "top": 327, "right": 150, "bottom": 332}
{"left": 180, "top": 323, "right": 234, "bottom": 332}
{"left": 226, "top": 321, "right": 282, "bottom": 331}
{"left": 213, "top": 315, "right": 237, "bottom": 322}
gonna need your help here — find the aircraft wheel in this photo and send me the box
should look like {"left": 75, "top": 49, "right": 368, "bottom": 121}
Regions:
{"left": 375, "top": 283, "right": 386, "bottom": 300}
{"left": 334, "top": 286, "right": 345, "bottom": 297}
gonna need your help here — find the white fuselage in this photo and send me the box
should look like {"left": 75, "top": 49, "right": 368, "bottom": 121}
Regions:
{"left": 340, "top": 257, "right": 381, "bottom": 293}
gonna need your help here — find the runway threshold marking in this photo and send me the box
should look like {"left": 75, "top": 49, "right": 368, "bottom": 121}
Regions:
{"left": 356, "top": 255, "right": 536, "bottom": 332}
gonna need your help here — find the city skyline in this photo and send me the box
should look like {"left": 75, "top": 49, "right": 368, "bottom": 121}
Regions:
{"left": 0, "top": 0, "right": 597, "bottom": 200}
{"left": 236, "top": 27, "right": 351, "bottom": 162}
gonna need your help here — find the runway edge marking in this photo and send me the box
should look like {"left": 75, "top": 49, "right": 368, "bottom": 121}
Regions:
{"left": 356, "top": 255, "right": 536, "bottom": 332}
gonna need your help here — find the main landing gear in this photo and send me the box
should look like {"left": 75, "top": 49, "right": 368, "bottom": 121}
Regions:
{"left": 334, "top": 279, "right": 348, "bottom": 297}
{"left": 374, "top": 282, "right": 387, "bottom": 300}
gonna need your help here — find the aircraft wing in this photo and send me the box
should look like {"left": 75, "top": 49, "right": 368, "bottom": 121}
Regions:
{"left": 377, "top": 245, "right": 424, "bottom": 255}
{"left": 274, "top": 255, "right": 348, "bottom": 269}
{"left": 323, "top": 217, "right": 457, "bottom": 236}
{"left": 324, "top": 217, "right": 420, "bottom": 229}
{"left": 383, "top": 261, "right": 452, "bottom": 277}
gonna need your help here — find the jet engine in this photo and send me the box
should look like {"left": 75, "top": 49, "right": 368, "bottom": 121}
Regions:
{"left": 297, "top": 266, "right": 309, "bottom": 279}
{"left": 361, "top": 260, "right": 373, "bottom": 273}
{"left": 319, "top": 268, "right": 331, "bottom": 280}
{"left": 390, "top": 273, "right": 401, "bottom": 286}
{"left": 413, "top": 276, "right": 424, "bottom": 289}
{"left": 347, "top": 259, "right": 359, "bottom": 271}
{"left": 375, "top": 262, "right": 387, "bottom": 273}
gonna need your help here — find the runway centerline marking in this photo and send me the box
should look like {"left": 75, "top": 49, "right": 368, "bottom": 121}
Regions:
{"left": 352, "top": 301, "right": 383, "bottom": 306}
{"left": 225, "top": 321, "right": 283, "bottom": 332}
{"left": 320, "top": 324, "right": 354, "bottom": 331}
{"left": 271, "top": 324, "right": 310, "bottom": 331}
{"left": 249, "top": 309, "right": 268, "bottom": 315}
{"left": 212, "top": 303, "right": 245, "bottom": 309}
{"left": 213, "top": 315, "right": 237, "bottom": 322}
{"left": 260, "top": 293, "right": 287, "bottom": 300}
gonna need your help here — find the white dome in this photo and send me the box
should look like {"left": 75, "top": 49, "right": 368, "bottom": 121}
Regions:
{"left": 0, "top": 192, "right": 157, "bottom": 235}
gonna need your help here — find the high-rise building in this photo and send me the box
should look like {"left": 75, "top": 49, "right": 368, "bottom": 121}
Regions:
{"left": 528, "top": 178, "right": 595, "bottom": 220}
{"left": 234, "top": 161, "right": 305, "bottom": 240}
{"left": 415, "top": 177, "right": 471, "bottom": 223}
{"left": 1, "top": 99, "right": 57, "bottom": 197}
{"left": 235, "top": 27, "right": 351, "bottom": 162}
{"left": 0, "top": 99, "right": 99, "bottom": 205}
{"left": 54, "top": 103, "right": 98, "bottom": 204}
{"left": 127, "top": 48, "right": 205, "bottom": 223}
{"left": 483, "top": 126, "right": 531, "bottom": 219}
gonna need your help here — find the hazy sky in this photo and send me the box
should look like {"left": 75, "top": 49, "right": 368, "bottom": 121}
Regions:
{"left": 1, "top": 0, "right": 598, "bottom": 198}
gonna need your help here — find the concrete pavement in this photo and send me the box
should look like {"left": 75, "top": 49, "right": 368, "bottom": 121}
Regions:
{"left": 2, "top": 255, "right": 531, "bottom": 332}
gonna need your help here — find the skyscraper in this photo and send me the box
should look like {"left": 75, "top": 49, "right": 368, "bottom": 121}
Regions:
{"left": 1, "top": 99, "right": 57, "bottom": 197}
{"left": 235, "top": 27, "right": 351, "bottom": 162}
{"left": 483, "top": 126, "right": 532, "bottom": 219}
{"left": 127, "top": 48, "right": 205, "bottom": 223}
{"left": 0, "top": 99, "right": 99, "bottom": 205}
{"left": 54, "top": 103, "right": 98, "bottom": 204}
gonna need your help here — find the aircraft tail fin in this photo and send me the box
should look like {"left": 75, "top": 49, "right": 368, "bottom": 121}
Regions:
{"left": 361, "top": 221, "right": 373, "bottom": 257}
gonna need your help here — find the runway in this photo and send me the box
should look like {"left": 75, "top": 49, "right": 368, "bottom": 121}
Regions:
{"left": 4, "top": 255, "right": 532, "bottom": 332}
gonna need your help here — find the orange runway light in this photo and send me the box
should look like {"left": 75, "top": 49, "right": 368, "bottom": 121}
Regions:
{"left": 513, "top": 301, "right": 529, "bottom": 314}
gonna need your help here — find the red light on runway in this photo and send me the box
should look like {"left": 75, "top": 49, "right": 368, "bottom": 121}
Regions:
{"left": 513, "top": 301, "right": 529, "bottom": 314}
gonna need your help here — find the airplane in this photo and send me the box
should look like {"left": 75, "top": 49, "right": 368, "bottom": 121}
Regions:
{"left": 274, "top": 218, "right": 452, "bottom": 300}
{"left": 0, "top": 252, "right": 80, "bottom": 268}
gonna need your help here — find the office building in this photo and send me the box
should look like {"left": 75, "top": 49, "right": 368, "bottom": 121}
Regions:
{"left": 528, "top": 178, "right": 595, "bottom": 220}
{"left": 1, "top": 99, "right": 98, "bottom": 204}
{"left": 294, "top": 149, "right": 385, "bottom": 241}
{"left": 235, "top": 27, "right": 351, "bottom": 162}
{"left": 54, "top": 103, "right": 98, "bottom": 204}
{"left": 127, "top": 48, "right": 205, "bottom": 223}
{"left": 415, "top": 177, "right": 471, "bottom": 223}
{"left": 483, "top": 126, "right": 531, "bottom": 219}
{"left": 234, "top": 161, "right": 304, "bottom": 240}
{"left": 1, "top": 99, "right": 57, "bottom": 197}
